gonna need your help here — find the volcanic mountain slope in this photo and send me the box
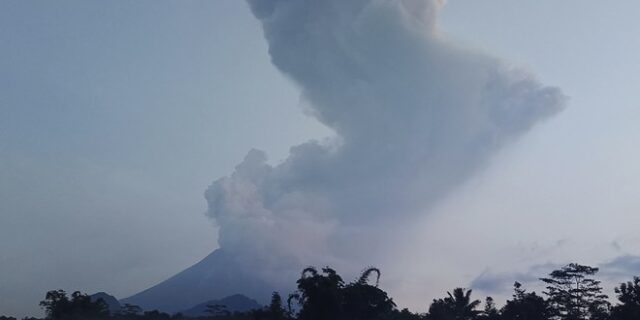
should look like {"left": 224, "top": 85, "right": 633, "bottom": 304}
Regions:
{"left": 121, "top": 249, "right": 276, "bottom": 313}
{"left": 90, "top": 292, "right": 121, "bottom": 315}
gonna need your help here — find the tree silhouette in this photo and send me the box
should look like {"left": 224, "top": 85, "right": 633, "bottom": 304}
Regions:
{"left": 501, "top": 281, "right": 550, "bottom": 320}
{"left": 290, "top": 266, "right": 396, "bottom": 320}
{"left": 17, "top": 263, "right": 640, "bottom": 320}
{"left": 118, "top": 304, "right": 142, "bottom": 317}
{"left": 478, "top": 297, "right": 500, "bottom": 320}
{"left": 267, "top": 292, "right": 289, "bottom": 320}
{"left": 295, "top": 267, "right": 344, "bottom": 320}
{"left": 427, "top": 288, "right": 481, "bottom": 320}
{"left": 342, "top": 267, "right": 396, "bottom": 320}
{"left": 382, "top": 308, "right": 425, "bottom": 320}
{"left": 540, "top": 263, "right": 609, "bottom": 320}
{"left": 141, "top": 310, "right": 172, "bottom": 320}
{"left": 611, "top": 276, "right": 640, "bottom": 320}
{"left": 40, "top": 290, "right": 108, "bottom": 320}
{"left": 205, "top": 304, "right": 230, "bottom": 317}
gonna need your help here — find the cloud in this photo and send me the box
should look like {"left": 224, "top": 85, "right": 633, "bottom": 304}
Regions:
{"left": 471, "top": 263, "right": 560, "bottom": 295}
{"left": 601, "top": 255, "right": 640, "bottom": 279}
{"left": 204, "top": 0, "right": 565, "bottom": 290}
{"left": 472, "top": 254, "right": 640, "bottom": 297}
{"left": 471, "top": 270, "right": 532, "bottom": 294}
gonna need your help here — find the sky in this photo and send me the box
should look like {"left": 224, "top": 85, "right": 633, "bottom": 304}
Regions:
{"left": 1, "top": 0, "right": 640, "bottom": 318}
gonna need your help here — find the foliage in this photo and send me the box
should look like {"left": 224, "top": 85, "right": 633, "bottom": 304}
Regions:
{"left": 205, "top": 305, "right": 230, "bottom": 317}
{"left": 289, "top": 266, "right": 396, "bottom": 320}
{"left": 501, "top": 282, "right": 549, "bottom": 320}
{"left": 252, "top": 292, "right": 290, "bottom": 320}
{"left": 39, "top": 290, "right": 108, "bottom": 320}
{"left": 540, "top": 263, "right": 609, "bottom": 320}
{"left": 426, "top": 288, "right": 481, "bottom": 320}
{"left": 4, "top": 264, "right": 638, "bottom": 320}
{"left": 611, "top": 277, "right": 640, "bottom": 320}
{"left": 293, "top": 267, "right": 344, "bottom": 320}
{"left": 478, "top": 297, "right": 500, "bottom": 320}
{"left": 118, "top": 304, "right": 142, "bottom": 317}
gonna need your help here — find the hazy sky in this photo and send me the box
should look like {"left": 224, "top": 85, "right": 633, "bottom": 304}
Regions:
{"left": 2, "top": 0, "right": 640, "bottom": 318}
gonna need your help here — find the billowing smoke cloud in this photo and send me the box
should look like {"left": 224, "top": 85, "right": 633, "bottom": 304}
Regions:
{"left": 205, "top": 0, "right": 565, "bottom": 290}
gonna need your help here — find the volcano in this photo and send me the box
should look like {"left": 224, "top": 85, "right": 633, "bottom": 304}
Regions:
{"left": 121, "top": 249, "right": 276, "bottom": 313}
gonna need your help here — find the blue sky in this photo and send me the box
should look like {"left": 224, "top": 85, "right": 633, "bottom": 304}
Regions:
{"left": 1, "top": 0, "right": 640, "bottom": 317}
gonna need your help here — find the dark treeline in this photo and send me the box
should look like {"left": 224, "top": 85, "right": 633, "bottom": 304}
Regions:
{"left": 4, "top": 262, "right": 640, "bottom": 320}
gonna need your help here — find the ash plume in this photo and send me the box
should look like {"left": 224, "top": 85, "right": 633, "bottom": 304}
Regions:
{"left": 205, "top": 0, "right": 565, "bottom": 292}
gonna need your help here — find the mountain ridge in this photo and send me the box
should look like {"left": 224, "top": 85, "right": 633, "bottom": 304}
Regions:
{"left": 120, "top": 249, "right": 276, "bottom": 313}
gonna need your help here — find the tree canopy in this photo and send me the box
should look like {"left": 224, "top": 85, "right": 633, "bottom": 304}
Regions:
{"left": 540, "top": 263, "right": 609, "bottom": 320}
{"left": 2, "top": 263, "right": 635, "bottom": 320}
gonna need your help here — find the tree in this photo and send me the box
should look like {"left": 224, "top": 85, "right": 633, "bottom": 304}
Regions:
{"left": 479, "top": 297, "right": 500, "bottom": 320}
{"left": 291, "top": 266, "right": 396, "bottom": 320}
{"left": 40, "top": 290, "right": 69, "bottom": 320}
{"left": 381, "top": 308, "right": 424, "bottom": 320}
{"left": 611, "top": 276, "right": 640, "bottom": 320}
{"left": 342, "top": 267, "right": 396, "bottom": 320}
{"left": 205, "top": 304, "right": 230, "bottom": 317}
{"left": 426, "top": 288, "right": 481, "bottom": 320}
{"left": 118, "top": 304, "right": 142, "bottom": 317}
{"left": 540, "top": 263, "right": 609, "bottom": 320}
{"left": 40, "top": 290, "right": 108, "bottom": 320}
{"left": 294, "top": 267, "right": 345, "bottom": 320}
{"left": 141, "top": 310, "right": 171, "bottom": 320}
{"left": 501, "top": 282, "right": 550, "bottom": 320}
{"left": 267, "top": 292, "right": 289, "bottom": 320}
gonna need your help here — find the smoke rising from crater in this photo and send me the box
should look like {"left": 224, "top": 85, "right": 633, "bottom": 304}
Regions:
{"left": 204, "top": 0, "right": 565, "bottom": 288}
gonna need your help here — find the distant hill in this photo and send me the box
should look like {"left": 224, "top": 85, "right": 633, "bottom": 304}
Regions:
{"left": 90, "top": 292, "right": 121, "bottom": 315}
{"left": 180, "top": 294, "right": 262, "bottom": 317}
{"left": 121, "top": 249, "right": 278, "bottom": 313}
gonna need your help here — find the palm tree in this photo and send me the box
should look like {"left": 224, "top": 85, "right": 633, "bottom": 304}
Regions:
{"left": 448, "top": 288, "right": 481, "bottom": 319}
{"left": 427, "top": 288, "right": 481, "bottom": 320}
